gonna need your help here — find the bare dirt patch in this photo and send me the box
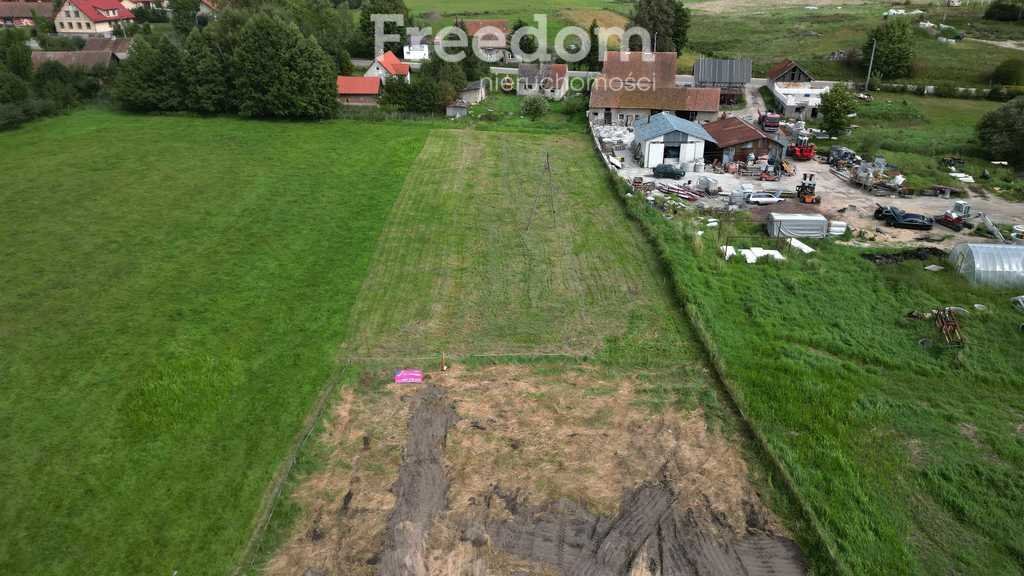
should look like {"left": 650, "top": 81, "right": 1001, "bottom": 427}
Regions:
{"left": 266, "top": 365, "right": 803, "bottom": 575}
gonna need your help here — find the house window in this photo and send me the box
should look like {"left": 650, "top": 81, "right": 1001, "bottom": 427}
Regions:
{"left": 64, "top": 10, "right": 70, "bottom": 16}
{"left": 59, "top": 21, "right": 65, "bottom": 28}
{"left": 74, "top": 9, "right": 80, "bottom": 16}
{"left": 664, "top": 145, "right": 681, "bottom": 160}
{"left": 86, "top": 22, "right": 91, "bottom": 29}
{"left": 76, "top": 21, "right": 81, "bottom": 28}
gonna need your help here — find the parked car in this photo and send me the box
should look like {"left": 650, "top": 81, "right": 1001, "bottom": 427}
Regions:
{"left": 885, "top": 208, "right": 934, "bottom": 230}
{"left": 653, "top": 164, "right": 685, "bottom": 180}
{"left": 874, "top": 204, "right": 898, "bottom": 220}
{"left": 745, "top": 191, "right": 784, "bottom": 206}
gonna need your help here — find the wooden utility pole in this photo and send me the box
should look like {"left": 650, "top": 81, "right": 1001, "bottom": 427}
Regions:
{"left": 864, "top": 38, "right": 877, "bottom": 91}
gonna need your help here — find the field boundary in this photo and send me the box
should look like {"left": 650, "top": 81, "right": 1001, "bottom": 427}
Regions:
{"left": 588, "top": 126, "right": 849, "bottom": 576}
{"left": 231, "top": 362, "right": 348, "bottom": 576}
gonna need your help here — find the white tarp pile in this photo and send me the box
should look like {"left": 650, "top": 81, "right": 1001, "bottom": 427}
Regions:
{"left": 829, "top": 221, "right": 848, "bottom": 236}
{"left": 950, "top": 172, "right": 975, "bottom": 184}
{"left": 720, "top": 245, "right": 785, "bottom": 264}
{"left": 767, "top": 213, "right": 829, "bottom": 238}
{"left": 787, "top": 238, "right": 816, "bottom": 254}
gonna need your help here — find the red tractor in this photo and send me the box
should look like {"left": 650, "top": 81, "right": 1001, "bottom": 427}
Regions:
{"left": 788, "top": 137, "right": 816, "bottom": 161}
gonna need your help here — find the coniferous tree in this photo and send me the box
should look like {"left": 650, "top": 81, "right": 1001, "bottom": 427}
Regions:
{"left": 183, "top": 29, "right": 228, "bottom": 113}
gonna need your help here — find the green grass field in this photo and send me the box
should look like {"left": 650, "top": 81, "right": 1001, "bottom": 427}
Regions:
{"left": 0, "top": 110, "right": 432, "bottom": 575}
{"left": 1, "top": 111, "right": 742, "bottom": 575}
{"left": 830, "top": 94, "right": 1021, "bottom": 198}
{"left": 624, "top": 200, "right": 1024, "bottom": 575}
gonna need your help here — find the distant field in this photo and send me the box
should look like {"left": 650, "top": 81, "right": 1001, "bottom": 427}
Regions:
{"left": 686, "top": 3, "right": 1021, "bottom": 85}
{"left": 0, "top": 110, "right": 430, "bottom": 575}
{"left": 406, "top": 0, "right": 1021, "bottom": 84}
{"left": 628, "top": 203, "right": 1024, "bottom": 575}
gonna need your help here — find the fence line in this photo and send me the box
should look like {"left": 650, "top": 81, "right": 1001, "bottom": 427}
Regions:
{"left": 587, "top": 121, "right": 849, "bottom": 575}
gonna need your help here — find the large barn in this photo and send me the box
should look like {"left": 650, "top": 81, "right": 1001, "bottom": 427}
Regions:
{"left": 631, "top": 112, "right": 716, "bottom": 169}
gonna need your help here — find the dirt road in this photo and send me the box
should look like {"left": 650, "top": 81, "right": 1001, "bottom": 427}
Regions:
{"left": 795, "top": 160, "right": 1024, "bottom": 247}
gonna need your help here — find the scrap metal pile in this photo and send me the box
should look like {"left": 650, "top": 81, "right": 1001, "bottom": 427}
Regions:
{"left": 828, "top": 151, "right": 907, "bottom": 195}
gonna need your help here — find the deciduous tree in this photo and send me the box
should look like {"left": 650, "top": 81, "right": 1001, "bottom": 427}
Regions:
{"left": 978, "top": 96, "right": 1024, "bottom": 168}
{"left": 820, "top": 84, "right": 855, "bottom": 136}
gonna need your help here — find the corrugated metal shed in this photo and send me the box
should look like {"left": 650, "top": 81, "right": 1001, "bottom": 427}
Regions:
{"left": 949, "top": 243, "right": 1024, "bottom": 287}
{"left": 693, "top": 58, "right": 752, "bottom": 87}
{"left": 634, "top": 112, "right": 716, "bottom": 144}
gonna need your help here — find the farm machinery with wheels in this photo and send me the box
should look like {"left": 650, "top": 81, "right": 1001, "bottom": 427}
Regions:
{"left": 787, "top": 137, "right": 816, "bottom": 161}
{"left": 795, "top": 173, "right": 821, "bottom": 204}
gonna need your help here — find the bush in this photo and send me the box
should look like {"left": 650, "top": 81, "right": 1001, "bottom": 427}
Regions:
{"left": 0, "top": 69, "right": 29, "bottom": 104}
{"left": 977, "top": 96, "right": 1024, "bottom": 168}
{"left": 992, "top": 58, "right": 1024, "bottom": 86}
{"left": 521, "top": 95, "right": 547, "bottom": 120}
{"left": 932, "top": 83, "right": 960, "bottom": 98}
{"left": 0, "top": 101, "right": 29, "bottom": 129}
{"left": 561, "top": 94, "right": 586, "bottom": 116}
{"left": 985, "top": 0, "right": 1024, "bottom": 21}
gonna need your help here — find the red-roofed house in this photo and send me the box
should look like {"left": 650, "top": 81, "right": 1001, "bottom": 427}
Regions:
{"left": 461, "top": 18, "right": 509, "bottom": 61}
{"left": 364, "top": 51, "right": 410, "bottom": 83}
{"left": 337, "top": 75, "right": 381, "bottom": 106}
{"left": 588, "top": 52, "right": 720, "bottom": 126}
{"left": 54, "top": 0, "right": 132, "bottom": 36}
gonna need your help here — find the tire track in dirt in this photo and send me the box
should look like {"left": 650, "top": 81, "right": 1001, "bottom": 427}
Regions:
{"left": 371, "top": 377, "right": 804, "bottom": 576}
{"left": 377, "top": 385, "right": 457, "bottom": 576}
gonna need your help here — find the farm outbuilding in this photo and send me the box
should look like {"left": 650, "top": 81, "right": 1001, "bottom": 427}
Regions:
{"left": 631, "top": 112, "right": 716, "bottom": 169}
{"left": 949, "top": 243, "right": 1024, "bottom": 287}
{"left": 702, "top": 116, "right": 786, "bottom": 163}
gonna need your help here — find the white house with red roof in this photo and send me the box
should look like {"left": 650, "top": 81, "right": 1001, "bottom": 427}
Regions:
{"left": 337, "top": 76, "right": 381, "bottom": 106}
{"left": 363, "top": 51, "right": 410, "bottom": 83}
{"left": 54, "top": 0, "right": 132, "bottom": 36}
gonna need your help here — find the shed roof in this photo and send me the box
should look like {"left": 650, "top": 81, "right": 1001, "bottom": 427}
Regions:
{"left": 703, "top": 116, "right": 777, "bottom": 148}
{"left": 337, "top": 75, "right": 381, "bottom": 96}
{"left": 589, "top": 84, "right": 720, "bottom": 113}
{"left": 766, "top": 58, "right": 814, "bottom": 83}
{"left": 463, "top": 19, "right": 508, "bottom": 49}
{"left": 949, "top": 243, "right": 1024, "bottom": 287}
{"left": 600, "top": 51, "right": 677, "bottom": 86}
{"left": 83, "top": 36, "right": 132, "bottom": 54}
{"left": 0, "top": 2, "right": 54, "bottom": 19}
{"left": 518, "top": 63, "right": 567, "bottom": 83}
{"left": 635, "top": 112, "right": 716, "bottom": 144}
{"left": 693, "top": 58, "right": 752, "bottom": 85}
{"left": 31, "top": 50, "right": 113, "bottom": 69}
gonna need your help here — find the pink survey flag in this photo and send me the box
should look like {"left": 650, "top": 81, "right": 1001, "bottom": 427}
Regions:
{"left": 394, "top": 369, "right": 424, "bottom": 384}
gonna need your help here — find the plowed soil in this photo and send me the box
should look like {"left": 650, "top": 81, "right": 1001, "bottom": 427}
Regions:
{"left": 264, "top": 365, "right": 804, "bottom": 576}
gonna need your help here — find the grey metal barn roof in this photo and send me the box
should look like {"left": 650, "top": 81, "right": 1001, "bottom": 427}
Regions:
{"left": 949, "top": 243, "right": 1024, "bottom": 287}
{"left": 635, "top": 112, "right": 716, "bottom": 144}
{"left": 694, "top": 58, "right": 752, "bottom": 86}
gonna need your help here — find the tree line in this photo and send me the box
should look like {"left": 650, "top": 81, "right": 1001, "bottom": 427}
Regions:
{"left": 0, "top": 29, "right": 107, "bottom": 130}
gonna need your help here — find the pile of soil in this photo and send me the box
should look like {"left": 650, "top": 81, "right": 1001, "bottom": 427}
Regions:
{"left": 862, "top": 247, "right": 946, "bottom": 264}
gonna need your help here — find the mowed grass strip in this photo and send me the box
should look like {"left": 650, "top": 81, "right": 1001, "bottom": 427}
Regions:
{"left": 0, "top": 110, "right": 430, "bottom": 575}
{"left": 627, "top": 206, "right": 1024, "bottom": 575}
{"left": 344, "top": 129, "right": 693, "bottom": 362}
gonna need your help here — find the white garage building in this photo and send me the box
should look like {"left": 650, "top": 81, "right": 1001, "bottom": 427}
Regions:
{"left": 631, "top": 112, "right": 716, "bottom": 169}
